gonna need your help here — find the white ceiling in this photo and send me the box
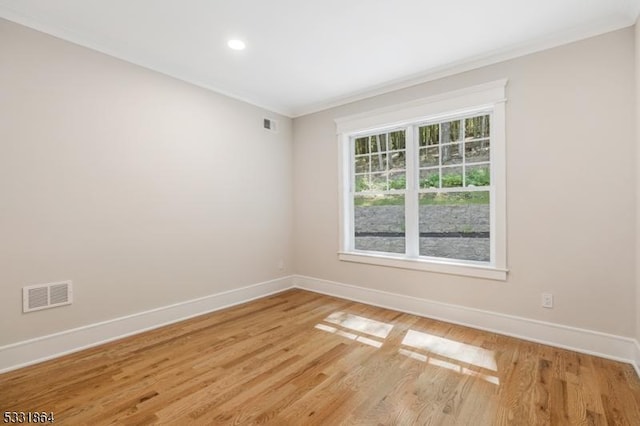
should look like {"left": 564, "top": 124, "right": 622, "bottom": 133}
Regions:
{"left": 0, "top": 1, "right": 638, "bottom": 117}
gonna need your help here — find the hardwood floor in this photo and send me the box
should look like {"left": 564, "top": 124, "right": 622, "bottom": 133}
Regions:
{"left": 1, "top": 289, "right": 640, "bottom": 425}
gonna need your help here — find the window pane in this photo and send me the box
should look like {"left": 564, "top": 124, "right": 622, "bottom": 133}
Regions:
{"left": 420, "top": 168, "right": 440, "bottom": 189}
{"left": 378, "top": 133, "right": 387, "bottom": 151}
{"left": 465, "top": 140, "right": 490, "bottom": 163}
{"left": 389, "top": 151, "right": 405, "bottom": 169}
{"left": 441, "top": 143, "right": 462, "bottom": 165}
{"left": 442, "top": 166, "right": 463, "bottom": 188}
{"left": 371, "top": 173, "right": 387, "bottom": 191}
{"left": 419, "top": 124, "right": 439, "bottom": 146}
{"left": 355, "top": 194, "right": 405, "bottom": 254}
{"left": 389, "top": 171, "right": 406, "bottom": 190}
{"left": 419, "top": 191, "right": 490, "bottom": 261}
{"left": 441, "top": 120, "right": 461, "bottom": 143}
{"left": 389, "top": 130, "right": 406, "bottom": 150}
{"left": 420, "top": 147, "right": 439, "bottom": 167}
{"left": 353, "top": 131, "right": 406, "bottom": 193}
{"left": 466, "top": 164, "right": 490, "bottom": 187}
{"left": 465, "top": 115, "right": 490, "bottom": 140}
{"left": 371, "top": 153, "right": 387, "bottom": 172}
{"left": 355, "top": 137, "right": 369, "bottom": 155}
{"left": 355, "top": 175, "right": 368, "bottom": 192}
{"left": 355, "top": 156, "right": 369, "bottom": 173}
{"left": 370, "top": 135, "right": 379, "bottom": 153}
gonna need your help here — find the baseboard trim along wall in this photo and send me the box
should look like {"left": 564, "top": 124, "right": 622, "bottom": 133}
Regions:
{"left": 634, "top": 340, "right": 640, "bottom": 378}
{"left": 293, "top": 275, "right": 640, "bottom": 374}
{"left": 1, "top": 273, "right": 639, "bottom": 376}
{"left": 0, "top": 276, "right": 294, "bottom": 374}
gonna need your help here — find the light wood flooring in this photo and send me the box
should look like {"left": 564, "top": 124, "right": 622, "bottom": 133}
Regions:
{"left": 1, "top": 289, "right": 640, "bottom": 425}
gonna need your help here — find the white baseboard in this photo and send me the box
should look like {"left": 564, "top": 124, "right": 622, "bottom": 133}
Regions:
{"left": 0, "top": 276, "right": 294, "bottom": 374}
{"left": 2, "top": 273, "right": 638, "bottom": 377}
{"left": 634, "top": 340, "right": 640, "bottom": 378}
{"left": 293, "top": 275, "right": 639, "bottom": 370}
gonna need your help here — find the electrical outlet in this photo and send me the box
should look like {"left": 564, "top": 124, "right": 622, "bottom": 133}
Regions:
{"left": 542, "top": 292, "right": 553, "bottom": 309}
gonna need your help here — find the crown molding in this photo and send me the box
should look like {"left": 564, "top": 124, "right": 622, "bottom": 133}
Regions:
{"left": 291, "top": 16, "right": 635, "bottom": 117}
{"left": 0, "top": 4, "right": 636, "bottom": 119}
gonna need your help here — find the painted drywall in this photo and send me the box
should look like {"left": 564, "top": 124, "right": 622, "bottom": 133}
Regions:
{"left": 293, "top": 28, "right": 635, "bottom": 337}
{"left": 0, "top": 18, "right": 293, "bottom": 345}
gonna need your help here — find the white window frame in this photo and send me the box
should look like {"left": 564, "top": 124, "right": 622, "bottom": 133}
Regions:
{"left": 336, "top": 80, "right": 508, "bottom": 281}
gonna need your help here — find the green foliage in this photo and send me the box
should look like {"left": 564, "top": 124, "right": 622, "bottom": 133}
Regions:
{"left": 421, "top": 173, "right": 440, "bottom": 188}
{"left": 355, "top": 176, "right": 368, "bottom": 192}
{"left": 419, "top": 167, "right": 489, "bottom": 189}
{"left": 466, "top": 167, "right": 490, "bottom": 186}
{"left": 389, "top": 175, "right": 406, "bottom": 190}
{"left": 442, "top": 173, "right": 463, "bottom": 188}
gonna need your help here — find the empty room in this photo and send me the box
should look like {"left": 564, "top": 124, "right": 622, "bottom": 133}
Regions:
{"left": 2, "top": 0, "right": 640, "bottom": 424}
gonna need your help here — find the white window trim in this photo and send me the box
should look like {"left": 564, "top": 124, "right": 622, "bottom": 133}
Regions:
{"left": 336, "top": 79, "right": 508, "bottom": 281}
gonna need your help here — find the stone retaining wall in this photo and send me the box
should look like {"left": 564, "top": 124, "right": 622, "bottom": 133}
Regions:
{"left": 354, "top": 204, "right": 489, "bottom": 233}
{"left": 354, "top": 204, "right": 490, "bottom": 261}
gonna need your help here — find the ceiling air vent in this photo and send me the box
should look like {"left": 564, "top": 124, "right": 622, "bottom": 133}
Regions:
{"left": 263, "top": 118, "right": 278, "bottom": 132}
{"left": 23, "top": 281, "right": 73, "bottom": 313}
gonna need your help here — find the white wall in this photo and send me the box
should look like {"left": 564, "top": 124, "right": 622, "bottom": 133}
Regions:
{"left": 0, "top": 19, "right": 293, "bottom": 345}
{"left": 0, "top": 16, "right": 636, "bottom": 354}
{"left": 293, "top": 28, "right": 635, "bottom": 337}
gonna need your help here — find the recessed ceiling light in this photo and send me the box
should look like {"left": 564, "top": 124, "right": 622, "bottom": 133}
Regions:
{"left": 227, "top": 39, "right": 246, "bottom": 50}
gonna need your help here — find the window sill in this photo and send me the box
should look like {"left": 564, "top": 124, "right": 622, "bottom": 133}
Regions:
{"left": 338, "top": 251, "right": 508, "bottom": 281}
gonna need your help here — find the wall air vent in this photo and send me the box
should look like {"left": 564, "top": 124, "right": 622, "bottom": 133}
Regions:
{"left": 263, "top": 118, "right": 278, "bottom": 132}
{"left": 23, "top": 281, "right": 73, "bottom": 313}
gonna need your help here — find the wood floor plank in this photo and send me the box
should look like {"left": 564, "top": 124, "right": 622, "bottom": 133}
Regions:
{"left": 1, "top": 289, "right": 639, "bottom": 425}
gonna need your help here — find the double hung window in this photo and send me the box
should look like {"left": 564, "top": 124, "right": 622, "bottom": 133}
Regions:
{"left": 337, "top": 81, "right": 507, "bottom": 280}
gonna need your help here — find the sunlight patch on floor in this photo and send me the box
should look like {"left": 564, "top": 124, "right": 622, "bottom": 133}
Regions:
{"left": 324, "top": 311, "right": 394, "bottom": 339}
{"left": 402, "top": 329, "right": 497, "bottom": 371}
